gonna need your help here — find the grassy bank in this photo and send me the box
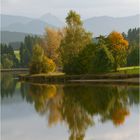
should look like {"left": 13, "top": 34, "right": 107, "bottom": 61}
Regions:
{"left": 18, "top": 66, "right": 139, "bottom": 84}
{"left": 117, "top": 66, "right": 140, "bottom": 74}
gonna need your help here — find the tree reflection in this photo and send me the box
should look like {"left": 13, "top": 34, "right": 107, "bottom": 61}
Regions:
{"left": 26, "top": 84, "right": 64, "bottom": 126}
{"left": 1, "top": 73, "right": 138, "bottom": 140}
{"left": 1, "top": 73, "right": 17, "bottom": 98}
{"left": 22, "top": 84, "right": 139, "bottom": 140}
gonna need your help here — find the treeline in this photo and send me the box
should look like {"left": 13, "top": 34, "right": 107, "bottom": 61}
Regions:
{"left": 0, "top": 11, "right": 139, "bottom": 73}
{"left": 29, "top": 11, "right": 138, "bottom": 74}
{"left": 123, "top": 28, "right": 139, "bottom": 66}
{"left": 1, "top": 44, "right": 19, "bottom": 68}
{"left": 0, "top": 35, "right": 42, "bottom": 68}
{"left": 20, "top": 35, "right": 42, "bottom": 67}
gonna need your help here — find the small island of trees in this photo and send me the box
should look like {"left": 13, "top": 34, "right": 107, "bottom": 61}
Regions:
{"left": 1, "top": 10, "right": 139, "bottom": 76}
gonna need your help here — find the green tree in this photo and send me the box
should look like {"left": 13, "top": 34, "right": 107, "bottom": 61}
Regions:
{"left": 122, "top": 28, "right": 140, "bottom": 66}
{"left": 77, "top": 40, "right": 114, "bottom": 74}
{"left": 1, "top": 54, "right": 13, "bottom": 69}
{"left": 90, "top": 44, "right": 114, "bottom": 73}
{"left": 127, "top": 28, "right": 139, "bottom": 45}
{"left": 20, "top": 35, "right": 42, "bottom": 67}
{"left": 60, "top": 10, "right": 92, "bottom": 73}
{"left": 127, "top": 46, "right": 139, "bottom": 66}
{"left": 1, "top": 43, "right": 19, "bottom": 68}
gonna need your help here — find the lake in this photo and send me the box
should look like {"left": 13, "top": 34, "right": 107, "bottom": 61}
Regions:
{"left": 1, "top": 73, "right": 139, "bottom": 140}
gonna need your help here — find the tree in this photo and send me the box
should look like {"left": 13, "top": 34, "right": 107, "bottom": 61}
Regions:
{"left": 77, "top": 40, "right": 114, "bottom": 74}
{"left": 90, "top": 44, "right": 114, "bottom": 73}
{"left": 1, "top": 43, "right": 19, "bottom": 68}
{"left": 127, "top": 28, "right": 139, "bottom": 45}
{"left": 1, "top": 54, "right": 13, "bottom": 69}
{"left": 123, "top": 28, "right": 139, "bottom": 66}
{"left": 107, "top": 31, "right": 129, "bottom": 71}
{"left": 20, "top": 35, "right": 42, "bottom": 67}
{"left": 43, "top": 28, "right": 63, "bottom": 66}
{"left": 127, "top": 46, "right": 139, "bottom": 66}
{"left": 60, "top": 10, "right": 92, "bottom": 73}
{"left": 29, "top": 44, "right": 56, "bottom": 74}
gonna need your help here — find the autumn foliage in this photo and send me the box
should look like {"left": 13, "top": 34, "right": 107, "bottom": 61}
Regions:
{"left": 43, "top": 28, "right": 63, "bottom": 66}
{"left": 29, "top": 44, "right": 56, "bottom": 74}
{"left": 112, "top": 108, "right": 129, "bottom": 125}
{"left": 107, "top": 31, "right": 129, "bottom": 71}
{"left": 29, "top": 11, "right": 131, "bottom": 75}
{"left": 108, "top": 31, "right": 129, "bottom": 51}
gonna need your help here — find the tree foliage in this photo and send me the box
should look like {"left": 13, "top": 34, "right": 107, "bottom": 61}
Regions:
{"left": 123, "top": 28, "right": 140, "bottom": 66}
{"left": 127, "top": 46, "right": 139, "bottom": 66}
{"left": 20, "top": 35, "right": 42, "bottom": 67}
{"left": 60, "top": 10, "right": 92, "bottom": 71}
{"left": 29, "top": 44, "right": 56, "bottom": 74}
{"left": 43, "top": 28, "right": 63, "bottom": 66}
{"left": 107, "top": 31, "right": 129, "bottom": 71}
{"left": 1, "top": 43, "right": 19, "bottom": 68}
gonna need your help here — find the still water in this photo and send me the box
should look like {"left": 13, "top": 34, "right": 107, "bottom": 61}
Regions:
{"left": 1, "top": 73, "right": 139, "bottom": 140}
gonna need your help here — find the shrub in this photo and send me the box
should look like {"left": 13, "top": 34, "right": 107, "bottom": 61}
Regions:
{"left": 29, "top": 44, "right": 56, "bottom": 74}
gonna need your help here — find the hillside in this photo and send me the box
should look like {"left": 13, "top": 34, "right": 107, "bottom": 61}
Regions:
{"left": 0, "top": 31, "right": 36, "bottom": 44}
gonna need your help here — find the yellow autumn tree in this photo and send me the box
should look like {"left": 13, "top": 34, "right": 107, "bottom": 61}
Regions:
{"left": 43, "top": 27, "right": 64, "bottom": 66}
{"left": 107, "top": 31, "right": 129, "bottom": 71}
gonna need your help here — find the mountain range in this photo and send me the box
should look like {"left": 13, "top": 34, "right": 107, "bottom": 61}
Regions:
{"left": 1, "top": 14, "right": 139, "bottom": 43}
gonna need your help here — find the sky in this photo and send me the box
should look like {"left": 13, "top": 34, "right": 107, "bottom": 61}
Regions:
{"left": 1, "top": 0, "right": 139, "bottom": 20}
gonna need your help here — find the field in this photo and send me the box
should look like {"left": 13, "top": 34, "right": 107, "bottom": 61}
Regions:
{"left": 117, "top": 66, "right": 140, "bottom": 74}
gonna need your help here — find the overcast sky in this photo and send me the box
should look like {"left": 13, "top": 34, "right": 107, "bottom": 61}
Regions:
{"left": 1, "top": 0, "right": 139, "bottom": 20}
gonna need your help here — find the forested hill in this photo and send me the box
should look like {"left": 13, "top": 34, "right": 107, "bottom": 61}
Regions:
{"left": 0, "top": 31, "right": 41, "bottom": 45}
{"left": 0, "top": 31, "right": 30, "bottom": 44}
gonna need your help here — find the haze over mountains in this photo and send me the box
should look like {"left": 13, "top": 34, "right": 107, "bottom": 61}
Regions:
{"left": 84, "top": 15, "right": 139, "bottom": 36}
{"left": 1, "top": 13, "right": 139, "bottom": 43}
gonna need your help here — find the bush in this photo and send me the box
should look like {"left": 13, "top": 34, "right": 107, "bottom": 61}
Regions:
{"left": 42, "top": 56, "right": 56, "bottom": 73}
{"left": 63, "top": 43, "right": 114, "bottom": 74}
{"left": 29, "top": 44, "right": 56, "bottom": 74}
{"left": 90, "top": 45, "right": 114, "bottom": 73}
{"left": 63, "top": 56, "right": 84, "bottom": 74}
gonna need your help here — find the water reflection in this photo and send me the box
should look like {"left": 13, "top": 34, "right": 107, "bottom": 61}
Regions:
{"left": 1, "top": 73, "right": 17, "bottom": 98}
{"left": 21, "top": 84, "right": 140, "bottom": 140}
{"left": 1, "top": 78, "right": 139, "bottom": 140}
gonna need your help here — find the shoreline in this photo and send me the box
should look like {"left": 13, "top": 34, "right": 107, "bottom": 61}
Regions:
{"left": 1, "top": 68, "right": 29, "bottom": 72}
{"left": 18, "top": 73, "right": 140, "bottom": 85}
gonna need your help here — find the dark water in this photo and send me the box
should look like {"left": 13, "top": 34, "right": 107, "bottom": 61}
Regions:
{"left": 1, "top": 73, "right": 140, "bottom": 140}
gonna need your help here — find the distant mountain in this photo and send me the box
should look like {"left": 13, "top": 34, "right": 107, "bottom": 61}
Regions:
{"left": 1, "top": 14, "right": 139, "bottom": 37}
{"left": 1, "top": 14, "right": 32, "bottom": 28}
{"left": 1, "top": 14, "right": 63, "bottom": 34}
{"left": 40, "top": 13, "right": 64, "bottom": 27}
{"left": 2, "top": 19, "right": 56, "bottom": 34}
{"left": 84, "top": 15, "right": 140, "bottom": 36}
{"left": 0, "top": 31, "right": 36, "bottom": 44}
